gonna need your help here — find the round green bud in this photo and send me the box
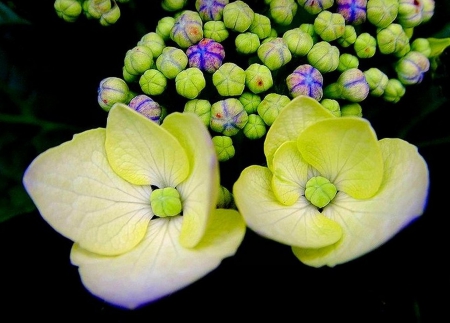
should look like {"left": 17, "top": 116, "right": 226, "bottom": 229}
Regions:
{"left": 337, "top": 53, "right": 359, "bottom": 72}
{"left": 257, "top": 37, "right": 292, "bottom": 71}
{"left": 203, "top": 21, "right": 229, "bottom": 42}
{"left": 239, "top": 92, "right": 261, "bottom": 114}
{"left": 395, "top": 51, "right": 430, "bottom": 85}
{"left": 161, "top": 0, "right": 187, "bottom": 11}
{"left": 340, "top": 103, "right": 363, "bottom": 117}
{"left": 337, "top": 25, "right": 357, "bottom": 48}
{"left": 257, "top": 93, "right": 291, "bottom": 126}
{"left": 354, "top": 33, "right": 377, "bottom": 59}
{"left": 307, "top": 41, "right": 340, "bottom": 73}
{"left": 376, "top": 23, "right": 410, "bottom": 56}
{"left": 210, "top": 98, "right": 248, "bottom": 136}
{"left": 97, "top": 77, "right": 130, "bottom": 112}
{"left": 411, "top": 38, "right": 431, "bottom": 57}
{"left": 297, "top": 0, "right": 334, "bottom": 15}
{"left": 99, "top": 3, "right": 121, "bottom": 26}
{"left": 269, "top": 0, "right": 298, "bottom": 26}
{"left": 282, "top": 28, "right": 314, "bottom": 57}
{"left": 122, "top": 67, "right": 139, "bottom": 83}
{"left": 245, "top": 63, "right": 273, "bottom": 94}
{"left": 213, "top": 62, "right": 246, "bottom": 96}
{"left": 422, "top": 0, "right": 435, "bottom": 23}
{"left": 367, "top": 0, "right": 399, "bottom": 28}
{"left": 363, "top": 67, "right": 389, "bottom": 96}
{"left": 337, "top": 68, "right": 369, "bottom": 102}
{"left": 299, "top": 23, "right": 318, "bottom": 43}
{"left": 314, "top": 10, "right": 346, "bottom": 42}
{"left": 124, "top": 45, "right": 154, "bottom": 76}
{"left": 54, "top": 0, "right": 82, "bottom": 22}
{"left": 138, "top": 32, "right": 165, "bottom": 58}
{"left": 139, "top": 69, "right": 167, "bottom": 96}
{"left": 223, "top": 1, "right": 255, "bottom": 32}
{"left": 397, "top": 0, "right": 424, "bottom": 28}
{"left": 243, "top": 114, "right": 267, "bottom": 139}
{"left": 156, "top": 16, "right": 175, "bottom": 41}
{"left": 86, "top": 0, "right": 111, "bottom": 19}
{"left": 305, "top": 176, "right": 337, "bottom": 208}
{"left": 320, "top": 99, "right": 341, "bottom": 117}
{"left": 175, "top": 67, "right": 206, "bottom": 99}
{"left": 249, "top": 13, "right": 272, "bottom": 39}
{"left": 323, "top": 83, "right": 342, "bottom": 100}
{"left": 184, "top": 99, "right": 211, "bottom": 127}
{"left": 155, "top": 46, "right": 188, "bottom": 79}
{"left": 216, "top": 185, "right": 234, "bottom": 209}
{"left": 383, "top": 78, "right": 406, "bottom": 103}
{"left": 150, "top": 187, "right": 182, "bottom": 217}
{"left": 170, "top": 10, "right": 203, "bottom": 49}
{"left": 212, "top": 136, "right": 235, "bottom": 162}
{"left": 235, "top": 32, "right": 260, "bottom": 55}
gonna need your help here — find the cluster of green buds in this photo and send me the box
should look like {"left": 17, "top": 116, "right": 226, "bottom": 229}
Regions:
{"left": 96, "top": 0, "right": 450, "bottom": 163}
{"left": 54, "top": 0, "right": 130, "bottom": 25}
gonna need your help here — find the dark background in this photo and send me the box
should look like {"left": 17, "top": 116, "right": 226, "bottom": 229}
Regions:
{"left": 1, "top": 0, "right": 450, "bottom": 321}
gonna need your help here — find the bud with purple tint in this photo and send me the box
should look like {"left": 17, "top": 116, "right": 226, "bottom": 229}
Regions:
{"left": 286, "top": 64, "right": 324, "bottom": 101}
{"left": 128, "top": 94, "right": 162, "bottom": 124}
{"left": 186, "top": 38, "right": 225, "bottom": 73}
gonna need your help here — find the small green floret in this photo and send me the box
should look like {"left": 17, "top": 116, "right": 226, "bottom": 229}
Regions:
{"left": 305, "top": 176, "right": 337, "bottom": 208}
{"left": 150, "top": 187, "right": 182, "bottom": 217}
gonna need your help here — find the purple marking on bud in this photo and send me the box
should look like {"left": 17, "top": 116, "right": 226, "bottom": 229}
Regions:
{"left": 186, "top": 38, "right": 225, "bottom": 73}
{"left": 286, "top": 64, "right": 324, "bottom": 101}
{"left": 337, "top": 0, "right": 367, "bottom": 25}
{"left": 128, "top": 95, "right": 162, "bottom": 123}
{"left": 196, "top": 0, "right": 228, "bottom": 21}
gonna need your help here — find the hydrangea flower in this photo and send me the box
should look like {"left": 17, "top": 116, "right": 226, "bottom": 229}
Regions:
{"left": 233, "top": 95, "right": 429, "bottom": 267}
{"left": 23, "top": 104, "right": 245, "bottom": 309}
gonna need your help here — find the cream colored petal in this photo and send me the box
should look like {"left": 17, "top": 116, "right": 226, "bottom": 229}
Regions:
{"left": 162, "top": 112, "right": 220, "bottom": 248}
{"left": 264, "top": 95, "right": 335, "bottom": 170}
{"left": 233, "top": 165, "right": 342, "bottom": 248}
{"left": 293, "top": 138, "right": 429, "bottom": 267}
{"left": 106, "top": 104, "right": 189, "bottom": 187}
{"left": 23, "top": 129, "right": 151, "bottom": 256}
{"left": 70, "top": 209, "right": 245, "bottom": 309}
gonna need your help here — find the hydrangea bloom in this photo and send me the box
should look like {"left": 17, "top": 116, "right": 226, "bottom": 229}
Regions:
{"left": 23, "top": 104, "right": 245, "bottom": 309}
{"left": 233, "top": 95, "right": 428, "bottom": 267}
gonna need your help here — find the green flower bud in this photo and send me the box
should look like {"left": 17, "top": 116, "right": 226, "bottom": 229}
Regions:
{"left": 269, "top": 0, "right": 298, "bottom": 26}
{"left": 175, "top": 67, "right": 206, "bottom": 99}
{"left": 155, "top": 46, "right": 188, "bottom": 79}
{"left": 138, "top": 32, "right": 165, "bottom": 58}
{"left": 411, "top": 38, "right": 431, "bottom": 57}
{"left": 213, "top": 62, "right": 246, "bottom": 96}
{"left": 184, "top": 99, "right": 211, "bottom": 126}
{"left": 397, "top": 0, "right": 424, "bottom": 28}
{"left": 235, "top": 32, "right": 260, "bottom": 55}
{"left": 354, "top": 32, "right": 377, "bottom": 58}
{"left": 320, "top": 99, "right": 341, "bottom": 117}
{"left": 97, "top": 77, "right": 130, "bottom": 112}
{"left": 323, "top": 83, "right": 343, "bottom": 100}
{"left": 212, "top": 136, "right": 235, "bottom": 162}
{"left": 395, "top": 51, "right": 430, "bottom": 85}
{"left": 337, "top": 25, "right": 357, "bottom": 48}
{"left": 99, "top": 2, "right": 120, "bottom": 26}
{"left": 170, "top": 10, "right": 203, "bottom": 48}
{"left": 367, "top": 0, "right": 399, "bottom": 28}
{"left": 299, "top": 23, "right": 318, "bottom": 43}
{"left": 297, "top": 0, "right": 334, "bottom": 15}
{"left": 210, "top": 98, "right": 248, "bottom": 136}
{"left": 249, "top": 13, "right": 272, "bottom": 39}
{"left": 337, "top": 53, "right": 359, "bottom": 72}
{"left": 203, "top": 21, "right": 229, "bottom": 42}
{"left": 150, "top": 187, "right": 182, "bottom": 217}
{"left": 223, "top": 1, "right": 255, "bottom": 32}
{"left": 363, "top": 67, "right": 389, "bottom": 96}
{"left": 245, "top": 63, "right": 273, "bottom": 94}
{"left": 86, "top": 0, "right": 111, "bottom": 19}
{"left": 257, "top": 93, "right": 291, "bottom": 126}
{"left": 340, "top": 103, "right": 363, "bottom": 117}
{"left": 305, "top": 176, "right": 337, "bottom": 208}
{"left": 195, "top": 0, "right": 229, "bottom": 21}
{"left": 282, "top": 28, "right": 314, "bottom": 57}
{"left": 376, "top": 23, "right": 410, "bottom": 56}
{"left": 216, "top": 185, "right": 234, "bottom": 209}
{"left": 307, "top": 41, "right": 340, "bottom": 73}
{"left": 156, "top": 16, "right": 175, "bottom": 41}
{"left": 337, "top": 68, "right": 369, "bottom": 102}
{"left": 139, "top": 69, "right": 167, "bottom": 96}
{"left": 243, "top": 114, "right": 267, "bottom": 139}
{"left": 124, "top": 45, "right": 154, "bottom": 76}
{"left": 314, "top": 10, "right": 346, "bottom": 42}
{"left": 422, "top": 0, "right": 435, "bottom": 23}
{"left": 161, "top": 0, "right": 187, "bottom": 11}
{"left": 239, "top": 92, "right": 261, "bottom": 114}
{"left": 383, "top": 78, "right": 406, "bottom": 103}
{"left": 122, "top": 67, "right": 138, "bottom": 83}
{"left": 257, "top": 37, "right": 292, "bottom": 71}
{"left": 128, "top": 94, "right": 162, "bottom": 123}
{"left": 54, "top": 0, "right": 82, "bottom": 22}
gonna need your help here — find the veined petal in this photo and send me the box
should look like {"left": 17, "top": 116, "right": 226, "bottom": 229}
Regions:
{"left": 233, "top": 166, "right": 342, "bottom": 248}
{"left": 264, "top": 95, "right": 335, "bottom": 170}
{"left": 23, "top": 129, "right": 152, "bottom": 256}
{"left": 297, "top": 117, "right": 384, "bottom": 199}
{"left": 293, "top": 138, "right": 429, "bottom": 267}
{"left": 106, "top": 104, "right": 189, "bottom": 187}
{"left": 70, "top": 209, "right": 245, "bottom": 309}
{"left": 162, "top": 112, "right": 220, "bottom": 248}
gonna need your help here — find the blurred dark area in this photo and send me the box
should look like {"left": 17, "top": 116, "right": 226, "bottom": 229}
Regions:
{"left": 1, "top": 1, "right": 450, "bottom": 322}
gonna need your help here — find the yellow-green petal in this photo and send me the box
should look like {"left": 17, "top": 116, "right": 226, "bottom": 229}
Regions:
{"left": 23, "top": 129, "right": 151, "bottom": 256}
{"left": 264, "top": 95, "right": 335, "bottom": 170}
{"left": 297, "top": 117, "right": 384, "bottom": 199}
{"left": 106, "top": 103, "right": 189, "bottom": 187}
{"left": 162, "top": 112, "right": 220, "bottom": 248}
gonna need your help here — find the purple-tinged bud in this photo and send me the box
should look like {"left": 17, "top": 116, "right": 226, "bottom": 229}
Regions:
{"left": 210, "top": 98, "right": 249, "bottom": 136}
{"left": 257, "top": 37, "right": 292, "bottom": 71}
{"left": 286, "top": 64, "right": 324, "bottom": 100}
{"left": 336, "top": 0, "right": 367, "bottom": 25}
{"left": 186, "top": 38, "right": 225, "bottom": 73}
{"left": 257, "top": 93, "right": 291, "bottom": 126}
{"left": 383, "top": 78, "right": 406, "bottom": 103}
{"left": 170, "top": 10, "right": 203, "bottom": 48}
{"left": 314, "top": 10, "right": 346, "bottom": 42}
{"left": 203, "top": 21, "right": 229, "bottom": 42}
{"left": 98, "top": 77, "right": 130, "bottom": 112}
{"left": 397, "top": 0, "right": 424, "bottom": 28}
{"left": 395, "top": 51, "right": 430, "bottom": 85}
{"left": 245, "top": 63, "right": 273, "bottom": 94}
{"left": 222, "top": 1, "right": 255, "bottom": 32}
{"left": 283, "top": 28, "right": 314, "bottom": 57}
{"left": 307, "top": 41, "right": 340, "bottom": 73}
{"left": 195, "top": 0, "right": 229, "bottom": 21}
{"left": 297, "top": 0, "right": 334, "bottom": 15}
{"left": 363, "top": 67, "right": 388, "bottom": 96}
{"left": 269, "top": 0, "right": 298, "bottom": 26}
{"left": 337, "top": 68, "right": 369, "bottom": 102}
{"left": 367, "top": 0, "right": 398, "bottom": 28}
{"left": 128, "top": 94, "right": 162, "bottom": 123}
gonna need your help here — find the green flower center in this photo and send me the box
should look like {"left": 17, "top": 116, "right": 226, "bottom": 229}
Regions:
{"left": 305, "top": 176, "right": 337, "bottom": 209}
{"left": 150, "top": 187, "right": 182, "bottom": 217}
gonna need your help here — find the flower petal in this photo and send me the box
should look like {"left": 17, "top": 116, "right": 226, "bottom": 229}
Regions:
{"left": 264, "top": 95, "right": 335, "bottom": 169}
{"left": 162, "top": 112, "right": 220, "bottom": 248}
{"left": 292, "top": 138, "right": 429, "bottom": 267}
{"left": 297, "top": 117, "right": 384, "bottom": 199}
{"left": 70, "top": 209, "right": 245, "bottom": 309}
{"left": 106, "top": 104, "right": 189, "bottom": 187}
{"left": 23, "top": 129, "right": 151, "bottom": 255}
{"left": 233, "top": 165, "right": 342, "bottom": 248}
